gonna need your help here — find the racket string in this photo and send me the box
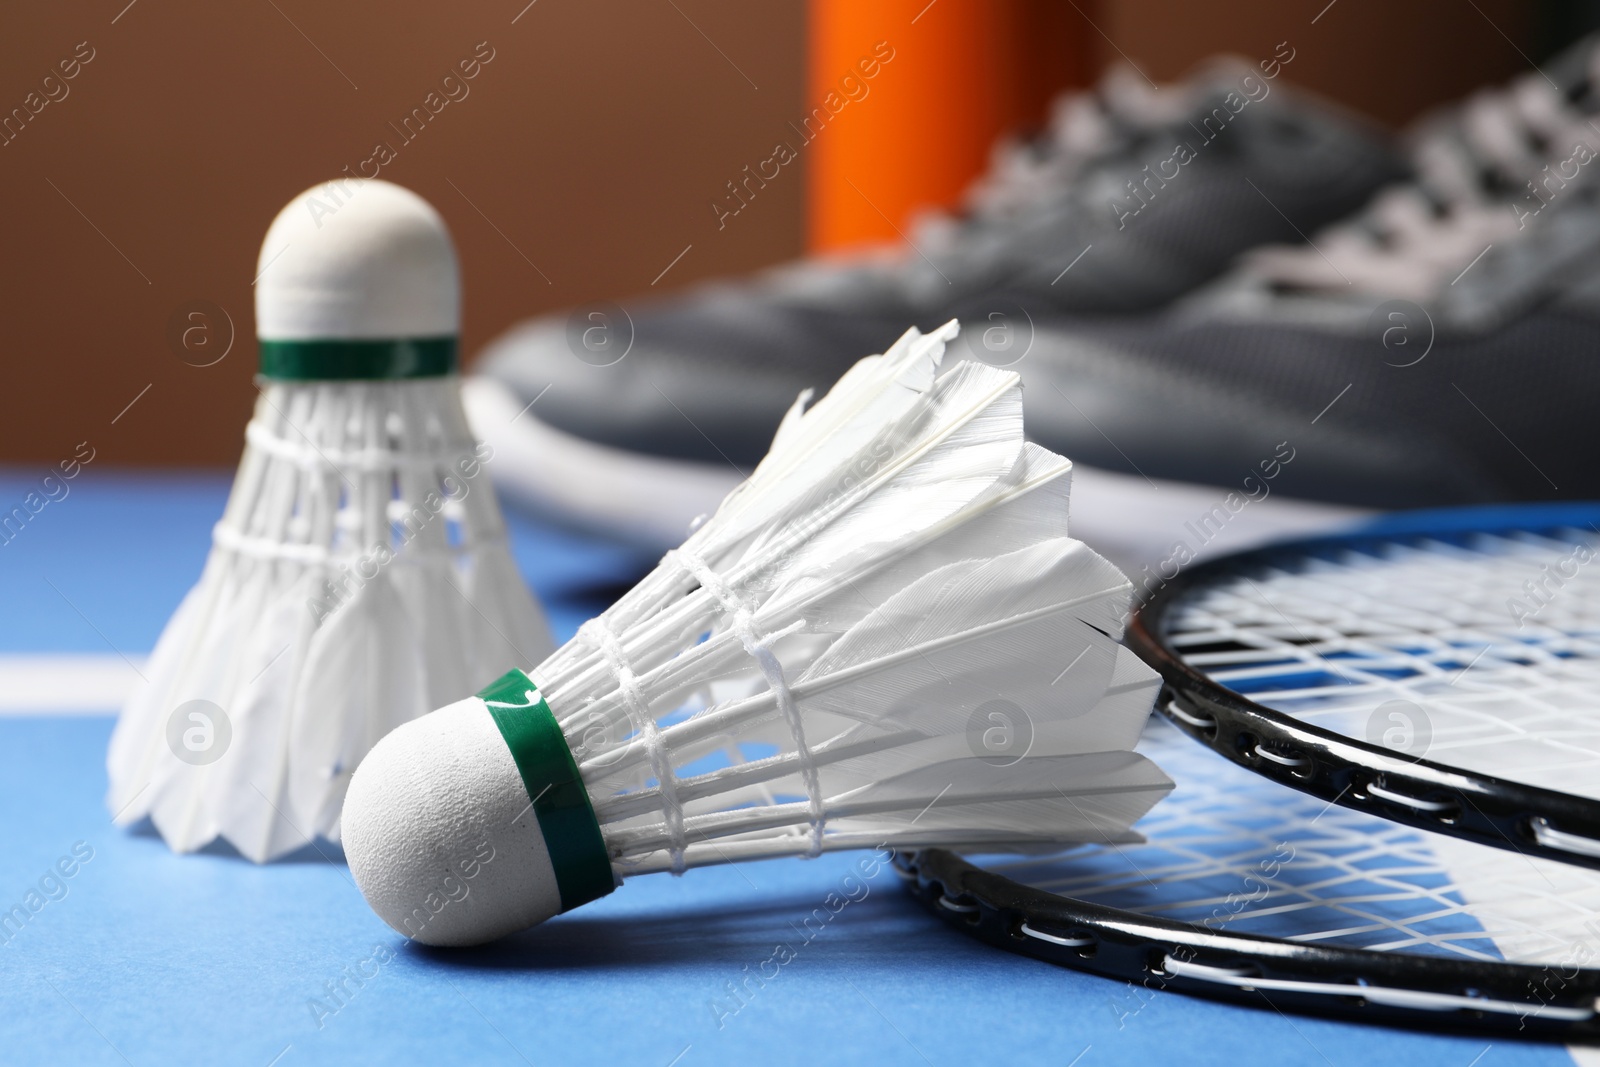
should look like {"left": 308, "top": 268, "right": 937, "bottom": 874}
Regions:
{"left": 1166, "top": 529, "right": 1600, "bottom": 798}
{"left": 990, "top": 722, "right": 1600, "bottom": 966}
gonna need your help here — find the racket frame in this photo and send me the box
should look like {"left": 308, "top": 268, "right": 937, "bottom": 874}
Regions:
{"left": 1126, "top": 532, "right": 1600, "bottom": 871}
{"left": 899, "top": 848, "right": 1600, "bottom": 1041}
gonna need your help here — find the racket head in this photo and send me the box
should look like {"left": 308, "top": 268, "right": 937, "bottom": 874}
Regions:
{"left": 900, "top": 719, "right": 1600, "bottom": 1041}
{"left": 1126, "top": 503, "right": 1600, "bottom": 870}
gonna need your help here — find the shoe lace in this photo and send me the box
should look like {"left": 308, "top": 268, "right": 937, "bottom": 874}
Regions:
{"left": 763, "top": 64, "right": 1192, "bottom": 301}
{"left": 911, "top": 61, "right": 1245, "bottom": 253}
{"left": 963, "top": 65, "right": 1198, "bottom": 222}
{"left": 1244, "top": 59, "right": 1600, "bottom": 299}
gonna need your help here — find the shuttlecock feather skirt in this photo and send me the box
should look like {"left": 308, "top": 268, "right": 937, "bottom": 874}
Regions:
{"left": 106, "top": 378, "right": 552, "bottom": 862}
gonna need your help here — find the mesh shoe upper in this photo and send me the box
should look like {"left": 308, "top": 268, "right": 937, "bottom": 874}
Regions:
{"left": 1018, "top": 39, "right": 1600, "bottom": 508}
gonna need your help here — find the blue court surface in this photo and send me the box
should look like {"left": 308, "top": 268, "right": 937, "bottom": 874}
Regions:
{"left": 0, "top": 470, "right": 1583, "bottom": 1067}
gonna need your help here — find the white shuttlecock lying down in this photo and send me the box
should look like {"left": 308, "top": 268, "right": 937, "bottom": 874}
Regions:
{"left": 344, "top": 321, "right": 1172, "bottom": 946}
{"left": 106, "top": 179, "right": 553, "bottom": 862}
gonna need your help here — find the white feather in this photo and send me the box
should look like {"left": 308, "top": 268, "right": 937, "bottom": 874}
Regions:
{"left": 106, "top": 378, "right": 553, "bottom": 861}
{"left": 522, "top": 321, "right": 1171, "bottom": 880}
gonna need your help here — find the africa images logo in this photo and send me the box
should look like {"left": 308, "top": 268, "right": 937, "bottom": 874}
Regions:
{"left": 165, "top": 699, "right": 232, "bottom": 766}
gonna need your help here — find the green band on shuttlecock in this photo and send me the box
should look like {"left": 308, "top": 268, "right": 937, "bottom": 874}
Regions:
{"left": 257, "top": 336, "right": 457, "bottom": 380}
{"left": 478, "top": 668, "right": 615, "bottom": 912}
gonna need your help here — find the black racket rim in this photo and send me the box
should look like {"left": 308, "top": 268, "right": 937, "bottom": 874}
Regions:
{"left": 1125, "top": 511, "right": 1600, "bottom": 872}
{"left": 898, "top": 848, "right": 1600, "bottom": 1042}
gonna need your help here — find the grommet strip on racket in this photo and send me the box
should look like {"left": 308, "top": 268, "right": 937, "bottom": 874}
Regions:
{"left": 1126, "top": 503, "right": 1600, "bottom": 870}
{"left": 900, "top": 719, "right": 1600, "bottom": 1041}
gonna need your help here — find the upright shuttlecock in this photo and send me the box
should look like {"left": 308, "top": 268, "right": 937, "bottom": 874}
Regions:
{"left": 107, "top": 179, "right": 553, "bottom": 862}
{"left": 343, "top": 321, "right": 1171, "bottom": 946}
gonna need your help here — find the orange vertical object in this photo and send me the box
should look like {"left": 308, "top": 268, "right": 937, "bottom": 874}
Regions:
{"left": 806, "top": 0, "right": 1093, "bottom": 252}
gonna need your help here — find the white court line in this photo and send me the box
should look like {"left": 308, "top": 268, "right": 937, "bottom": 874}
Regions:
{"left": 0, "top": 654, "right": 146, "bottom": 714}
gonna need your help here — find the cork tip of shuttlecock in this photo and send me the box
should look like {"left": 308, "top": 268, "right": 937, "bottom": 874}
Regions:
{"left": 343, "top": 697, "right": 564, "bottom": 946}
{"left": 255, "top": 179, "right": 458, "bottom": 343}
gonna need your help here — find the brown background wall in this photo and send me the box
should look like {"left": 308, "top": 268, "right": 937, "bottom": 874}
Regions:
{"left": 1099, "top": 0, "right": 1532, "bottom": 127}
{"left": 0, "top": 0, "right": 808, "bottom": 469}
{"left": 0, "top": 0, "right": 1540, "bottom": 468}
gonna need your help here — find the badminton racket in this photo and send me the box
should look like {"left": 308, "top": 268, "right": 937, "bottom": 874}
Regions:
{"left": 901, "top": 717, "right": 1600, "bottom": 1040}
{"left": 1125, "top": 504, "right": 1600, "bottom": 870}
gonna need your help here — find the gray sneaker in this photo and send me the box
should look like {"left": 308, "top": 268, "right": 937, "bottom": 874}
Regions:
{"left": 471, "top": 58, "right": 1403, "bottom": 541}
{"left": 1011, "top": 42, "right": 1600, "bottom": 509}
